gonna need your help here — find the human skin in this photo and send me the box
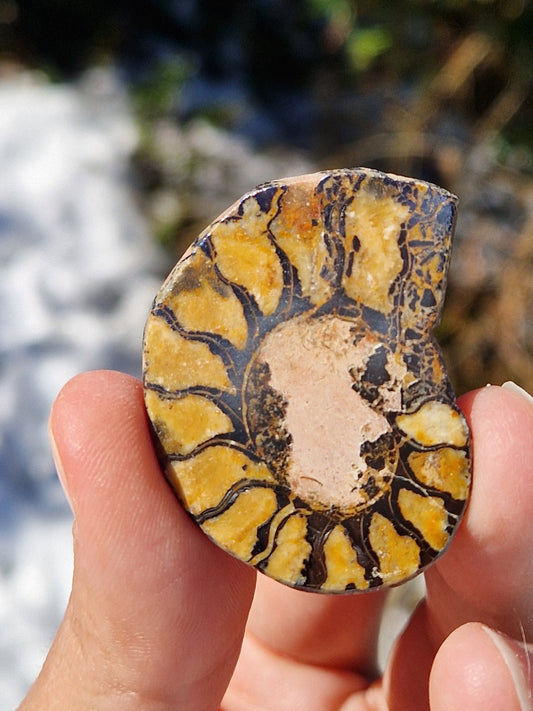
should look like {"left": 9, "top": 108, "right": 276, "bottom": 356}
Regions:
{"left": 19, "top": 371, "right": 533, "bottom": 711}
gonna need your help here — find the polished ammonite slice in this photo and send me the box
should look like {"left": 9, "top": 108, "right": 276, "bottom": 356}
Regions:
{"left": 142, "top": 168, "right": 472, "bottom": 593}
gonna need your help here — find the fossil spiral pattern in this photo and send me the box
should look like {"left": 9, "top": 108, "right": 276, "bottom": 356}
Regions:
{"left": 142, "top": 168, "right": 471, "bottom": 593}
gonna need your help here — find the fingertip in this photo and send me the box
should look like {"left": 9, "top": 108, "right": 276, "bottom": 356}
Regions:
{"left": 427, "top": 384, "right": 533, "bottom": 640}
{"left": 457, "top": 383, "right": 533, "bottom": 450}
{"left": 49, "top": 370, "right": 145, "bottom": 460}
{"left": 455, "top": 383, "right": 533, "bottom": 537}
{"left": 50, "top": 369, "right": 142, "bottom": 418}
{"left": 482, "top": 625, "right": 533, "bottom": 711}
{"left": 49, "top": 370, "right": 144, "bottom": 513}
{"left": 430, "top": 622, "right": 531, "bottom": 711}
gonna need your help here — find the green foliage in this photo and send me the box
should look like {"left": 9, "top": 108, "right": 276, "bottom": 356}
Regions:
{"left": 3, "top": 1, "right": 531, "bottom": 154}
{"left": 132, "top": 56, "right": 192, "bottom": 120}
{"left": 346, "top": 26, "right": 393, "bottom": 71}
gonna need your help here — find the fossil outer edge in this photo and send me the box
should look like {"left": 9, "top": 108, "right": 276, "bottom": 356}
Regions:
{"left": 142, "top": 167, "right": 472, "bottom": 593}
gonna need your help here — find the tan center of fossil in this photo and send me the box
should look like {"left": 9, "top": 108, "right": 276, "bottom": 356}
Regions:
{"left": 247, "top": 314, "right": 399, "bottom": 514}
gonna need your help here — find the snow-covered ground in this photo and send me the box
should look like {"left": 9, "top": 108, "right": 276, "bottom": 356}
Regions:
{"left": 0, "top": 69, "right": 165, "bottom": 708}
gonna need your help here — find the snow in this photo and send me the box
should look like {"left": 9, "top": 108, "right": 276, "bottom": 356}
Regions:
{"left": 0, "top": 68, "right": 165, "bottom": 708}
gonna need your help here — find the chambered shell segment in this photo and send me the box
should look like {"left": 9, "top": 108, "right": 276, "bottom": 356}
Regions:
{"left": 142, "top": 168, "right": 472, "bottom": 593}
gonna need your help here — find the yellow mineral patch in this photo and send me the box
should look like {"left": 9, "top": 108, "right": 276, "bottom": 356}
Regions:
{"left": 322, "top": 524, "right": 369, "bottom": 591}
{"left": 398, "top": 489, "right": 449, "bottom": 552}
{"left": 263, "top": 513, "right": 311, "bottom": 586}
{"left": 396, "top": 400, "right": 469, "bottom": 448}
{"left": 164, "top": 251, "right": 248, "bottom": 350}
{"left": 144, "top": 391, "right": 233, "bottom": 456}
{"left": 169, "top": 445, "right": 275, "bottom": 515}
{"left": 408, "top": 448, "right": 470, "bottom": 500}
{"left": 143, "top": 315, "right": 234, "bottom": 393}
{"left": 369, "top": 512, "right": 420, "bottom": 585}
{"left": 270, "top": 183, "right": 333, "bottom": 306}
{"left": 210, "top": 193, "right": 284, "bottom": 316}
{"left": 202, "top": 487, "right": 278, "bottom": 561}
{"left": 342, "top": 186, "right": 408, "bottom": 314}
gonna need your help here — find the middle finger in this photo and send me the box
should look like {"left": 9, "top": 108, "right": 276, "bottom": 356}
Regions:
{"left": 247, "top": 574, "right": 387, "bottom": 677}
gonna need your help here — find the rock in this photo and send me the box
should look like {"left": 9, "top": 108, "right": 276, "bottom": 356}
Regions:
{"left": 143, "top": 168, "right": 471, "bottom": 593}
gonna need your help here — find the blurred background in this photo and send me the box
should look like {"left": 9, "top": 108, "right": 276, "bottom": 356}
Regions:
{"left": 1, "top": 0, "right": 532, "bottom": 705}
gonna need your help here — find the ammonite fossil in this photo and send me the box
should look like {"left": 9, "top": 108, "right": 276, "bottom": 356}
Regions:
{"left": 142, "top": 168, "right": 471, "bottom": 593}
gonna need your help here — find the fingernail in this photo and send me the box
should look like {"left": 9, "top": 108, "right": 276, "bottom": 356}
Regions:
{"left": 48, "top": 418, "right": 75, "bottom": 513}
{"left": 483, "top": 625, "right": 532, "bottom": 711}
{"left": 502, "top": 381, "right": 533, "bottom": 408}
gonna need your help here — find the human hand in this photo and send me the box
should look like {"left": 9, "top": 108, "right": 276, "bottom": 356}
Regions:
{"left": 19, "top": 370, "right": 533, "bottom": 710}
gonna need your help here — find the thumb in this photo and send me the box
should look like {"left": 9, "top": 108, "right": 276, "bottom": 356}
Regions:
{"left": 430, "top": 622, "right": 533, "bottom": 711}
{"left": 21, "top": 370, "right": 255, "bottom": 711}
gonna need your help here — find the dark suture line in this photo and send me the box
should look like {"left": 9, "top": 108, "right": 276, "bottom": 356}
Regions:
{"left": 194, "top": 478, "right": 278, "bottom": 524}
